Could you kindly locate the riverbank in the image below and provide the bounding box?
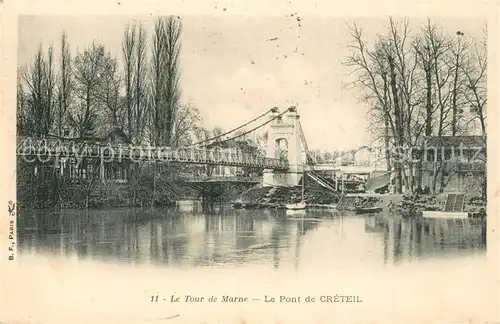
[239,184,342,208]
[16,179,197,210]
[389,193,487,218]
[237,187,487,219]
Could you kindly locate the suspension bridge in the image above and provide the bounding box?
[16,106,356,191]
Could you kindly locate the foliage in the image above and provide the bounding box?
[17,17,209,209]
[344,18,487,195]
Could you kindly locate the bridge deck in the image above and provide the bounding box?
[182,175,261,183]
[16,137,289,170]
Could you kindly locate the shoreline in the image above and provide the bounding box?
[16,189,487,220]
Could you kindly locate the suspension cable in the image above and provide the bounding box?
[199,109,288,148]
[297,121,309,153]
[298,120,315,164]
[188,108,276,147]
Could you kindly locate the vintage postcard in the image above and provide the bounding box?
[1,1,499,323]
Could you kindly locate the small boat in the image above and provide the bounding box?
[285,201,307,211]
[243,202,259,209]
[232,200,244,209]
[422,193,470,219]
[286,208,307,217]
[355,206,382,214]
[422,210,468,219]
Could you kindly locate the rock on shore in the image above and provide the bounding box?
[240,184,341,207]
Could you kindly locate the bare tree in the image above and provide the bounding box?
[69,42,107,137]
[134,23,148,144]
[97,52,124,128]
[147,16,183,146]
[415,22,476,192]
[415,22,471,138]
[57,31,72,136]
[22,45,54,137]
[121,22,148,144]
[162,16,183,145]
[44,45,57,135]
[415,21,452,192]
[345,18,485,194]
[449,31,468,135]
[122,24,136,140]
[171,103,202,146]
[149,18,166,146]
[414,28,434,137]
[17,68,28,136]
[344,20,412,193]
[120,22,150,205]
[463,28,487,137]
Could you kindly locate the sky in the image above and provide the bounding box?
[18,15,486,151]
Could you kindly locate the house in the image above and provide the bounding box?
[352,145,387,171]
[418,135,486,194]
[353,146,372,166]
[59,127,133,183]
[340,151,355,166]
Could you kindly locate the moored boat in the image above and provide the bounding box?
[285,208,307,217]
[355,206,382,214]
[285,201,307,211]
[422,193,471,219]
[232,200,244,209]
[243,202,259,209]
[422,210,468,219]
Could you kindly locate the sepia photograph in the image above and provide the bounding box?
[1,2,499,323]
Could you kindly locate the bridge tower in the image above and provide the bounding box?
[263,106,305,187]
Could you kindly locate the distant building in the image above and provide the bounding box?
[417,135,486,194]
[57,127,132,183]
[353,146,371,166]
[351,145,387,171]
[340,151,355,166]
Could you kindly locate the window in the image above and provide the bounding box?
[427,151,435,162]
[444,150,452,161]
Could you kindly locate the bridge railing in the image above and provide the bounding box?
[16,137,289,170]
[179,174,262,182]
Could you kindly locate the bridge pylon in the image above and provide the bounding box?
[263,106,304,187]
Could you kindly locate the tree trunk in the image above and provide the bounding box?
[384,113,391,171]
[424,66,433,136]
[451,52,460,136]
[388,55,404,194]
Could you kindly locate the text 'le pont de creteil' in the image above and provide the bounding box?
[156,295,363,304]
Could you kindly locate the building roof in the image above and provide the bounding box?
[102,127,132,144]
[46,127,132,144]
[421,135,485,148]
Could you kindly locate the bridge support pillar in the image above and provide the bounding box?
[263,106,304,187]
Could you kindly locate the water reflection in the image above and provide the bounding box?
[17,204,486,269]
[365,213,486,264]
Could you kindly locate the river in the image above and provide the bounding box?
[6,202,497,323]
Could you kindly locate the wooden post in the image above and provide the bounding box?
[100,158,105,183]
[151,162,157,210]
